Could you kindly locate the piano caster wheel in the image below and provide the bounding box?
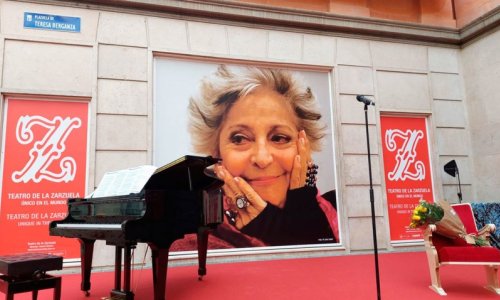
[198,275,204,281]
[84,290,90,297]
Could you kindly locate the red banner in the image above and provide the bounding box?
[380,116,434,242]
[0,98,88,257]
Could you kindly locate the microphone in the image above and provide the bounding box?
[356,95,375,106]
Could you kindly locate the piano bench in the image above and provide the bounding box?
[0,253,62,300]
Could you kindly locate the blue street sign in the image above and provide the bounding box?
[24,12,81,33]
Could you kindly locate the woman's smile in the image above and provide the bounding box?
[245,174,285,186]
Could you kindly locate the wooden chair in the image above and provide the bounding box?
[424,202,500,295]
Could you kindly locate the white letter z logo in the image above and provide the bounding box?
[385,129,425,181]
[12,115,82,183]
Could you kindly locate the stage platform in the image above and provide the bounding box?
[1,251,498,300]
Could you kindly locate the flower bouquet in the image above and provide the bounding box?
[409,200,444,229]
[409,199,489,246]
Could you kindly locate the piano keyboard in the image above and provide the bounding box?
[55,223,122,230]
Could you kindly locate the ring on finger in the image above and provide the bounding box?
[235,195,250,209]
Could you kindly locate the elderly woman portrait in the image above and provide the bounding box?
[183,65,339,248]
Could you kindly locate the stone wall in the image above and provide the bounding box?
[0,0,497,267]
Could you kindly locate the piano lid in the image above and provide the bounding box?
[145,155,221,191]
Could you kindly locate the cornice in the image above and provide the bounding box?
[14,0,500,46]
[459,5,500,45]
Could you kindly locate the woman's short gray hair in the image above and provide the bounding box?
[188,65,326,156]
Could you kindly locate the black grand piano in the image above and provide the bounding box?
[50,155,223,300]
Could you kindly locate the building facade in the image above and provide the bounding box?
[0,0,499,268]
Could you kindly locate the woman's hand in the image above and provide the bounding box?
[289,130,312,190]
[215,164,267,229]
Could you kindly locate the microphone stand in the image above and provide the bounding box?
[456,169,463,204]
[362,102,381,300]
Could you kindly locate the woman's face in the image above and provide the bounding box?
[218,87,299,208]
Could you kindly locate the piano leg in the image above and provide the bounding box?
[114,246,122,291]
[78,239,95,296]
[124,246,132,293]
[197,226,211,279]
[149,244,169,300]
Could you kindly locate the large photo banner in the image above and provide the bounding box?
[154,58,339,250]
[380,115,434,242]
[0,98,88,257]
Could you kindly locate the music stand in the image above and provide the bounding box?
[444,160,462,203]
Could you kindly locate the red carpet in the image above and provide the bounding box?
[2,251,499,299]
